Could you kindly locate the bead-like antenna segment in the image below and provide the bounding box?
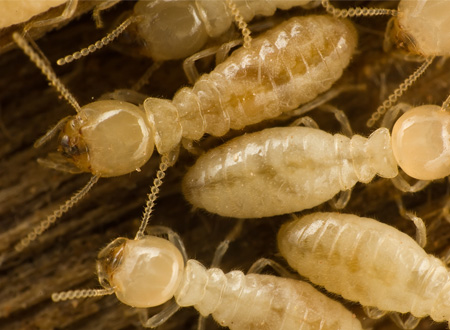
[321,0,397,18]
[12,32,81,113]
[57,16,136,66]
[225,0,252,49]
[52,288,114,302]
[366,56,435,127]
[134,154,172,240]
[15,175,100,252]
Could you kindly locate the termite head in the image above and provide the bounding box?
[391,105,450,180]
[385,17,422,56]
[97,236,185,308]
[133,0,208,61]
[58,100,155,177]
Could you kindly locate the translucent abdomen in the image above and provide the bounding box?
[175,260,362,330]
[278,213,450,321]
[173,15,357,139]
[182,127,397,218]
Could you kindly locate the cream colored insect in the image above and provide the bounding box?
[322,0,450,127]
[278,212,450,325]
[51,189,362,329]
[57,0,319,65]
[11,14,357,250]
[182,98,450,218]
[0,0,67,29]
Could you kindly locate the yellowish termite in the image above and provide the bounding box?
[57,0,319,64]
[51,184,362,330]
[182,100,450,218]
[11,14,357,250]
[322,0,450,126]
[0,0,67,29]
[278,212,450,325]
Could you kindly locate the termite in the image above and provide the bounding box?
[182,94,450,218]
[50,180,363,330]
[0,0,68,29]
[12,14,357,250]
[56,0,320,66]
[321,0,450,127]
[278,212,450,326]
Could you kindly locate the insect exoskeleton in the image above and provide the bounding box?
[277,212,450,324]
[59,100,154,177]
[11,14,356,250]
[145,14,357,154]
[0,0,67,29]
[322,0,450,126]
[132,0,318,60]
[59,0,318,64]
[90,236,363,330]
[182,99,450,218]
[58,14,358,172]
[389,0,450,57]
[182,126,397,218]
[390,104,450,181]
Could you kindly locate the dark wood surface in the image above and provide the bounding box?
[0,1,449,329]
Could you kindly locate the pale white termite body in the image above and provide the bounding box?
[0,0,67,28]
[57,15,357,175]
[183,126,398,218]
[132,0,319,61]
[391,0,450,57]
[11,14,357,251]
[278,212,450,324]
[183,103,450,218]
[323,0,450,126]
[78,235,363,329]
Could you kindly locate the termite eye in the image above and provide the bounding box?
[59,135,85,157]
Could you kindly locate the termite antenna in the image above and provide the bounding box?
[366,56,435,127]
[52,288,114,302]
[225,0,252,49]
[57,16,137,66]
[15,175,100,252]
[321,0,397,18]
[34,116,71,148]
[12,32,81,113]
[135,154,173,240]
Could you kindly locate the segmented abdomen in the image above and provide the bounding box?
[175,260,362,330]
[174,15,357,137]
[278,213,450,319]
[182,127,396,218]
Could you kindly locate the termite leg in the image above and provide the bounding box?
[390,173,430,193]
[363,306,387,320]
[394,194,427,248]
[389,313,421,330]
[92,0,122,28]
[138,300,181,328]
[380,102,411,130]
